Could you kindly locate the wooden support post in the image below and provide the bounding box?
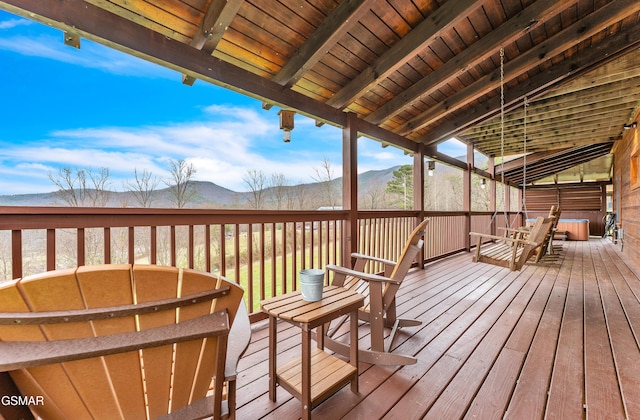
[342,112,358,267]
[413,145,425,268]
[464,144,473,251]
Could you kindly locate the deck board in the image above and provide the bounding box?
[235,238,640,419]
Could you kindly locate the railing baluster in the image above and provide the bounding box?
[292,222,298,291]
[248,223,254,303]
[270,223,276,297]
[188,225,194,269]
[281,222,287,294]
[170,226,176,267]
[77,228,85,266]
[150,226,157,265]
[47,228,55,271]
[11,230,22,279]
[128,226,134,265]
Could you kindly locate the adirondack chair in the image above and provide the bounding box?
[470,216,553,271]
[324,218,429,366]
[0,264,248,420]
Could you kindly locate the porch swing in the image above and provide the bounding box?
[469,49,553,271]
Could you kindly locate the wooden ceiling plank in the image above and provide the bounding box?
[538,48,640,99]
[421,14,640,147]
[465,78,640,134]
[82,0,191,43]
[325,0,485,109]
[271,0,373,88]
[403,0,640,137]
[468,103,637,143]
[365,0,575,125]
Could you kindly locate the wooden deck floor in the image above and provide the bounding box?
[235,238,640,419]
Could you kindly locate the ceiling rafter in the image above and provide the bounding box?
[364,0,574,125]
[404,0,640,138]
[325,0,484,109]
[271,0,373,88]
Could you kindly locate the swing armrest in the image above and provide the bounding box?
[498,227,530,234]
[469,232,540,247]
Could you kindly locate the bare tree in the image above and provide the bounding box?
[269,172,289,210]
[292,183,309,210]
[312,156,338,208]
[126,168,160,208]
[243,169,267,209]
[165,159,197,208]
[360,184,387,209]
[48,167,111,207]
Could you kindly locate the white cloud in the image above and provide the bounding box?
[0,18,32,30]
[0,34,174,79]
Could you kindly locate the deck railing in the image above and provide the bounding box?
[0,207,519,319]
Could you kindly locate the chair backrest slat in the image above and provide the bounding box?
[76,264,147,419]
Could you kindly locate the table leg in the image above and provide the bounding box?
[316,323,325,350]
[349,309,359,393]
[268,315,277,401]
[301,327,311,420]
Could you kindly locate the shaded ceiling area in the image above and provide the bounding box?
[1,0,639,187]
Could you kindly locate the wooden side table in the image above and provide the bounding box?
[261,285,364,420]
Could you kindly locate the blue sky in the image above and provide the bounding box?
[0,10,467,195]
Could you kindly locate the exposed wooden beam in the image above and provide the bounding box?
[326,0,484,109]
[420,15,640,146]
[405,0,640,138]
[364,0,574,125]
[272,0,372,88]
[183,0,244,86]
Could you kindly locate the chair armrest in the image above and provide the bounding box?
[0,311,230,372]
[225,301,251,379]
[326,264,401,285]
[350,253,396,267]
